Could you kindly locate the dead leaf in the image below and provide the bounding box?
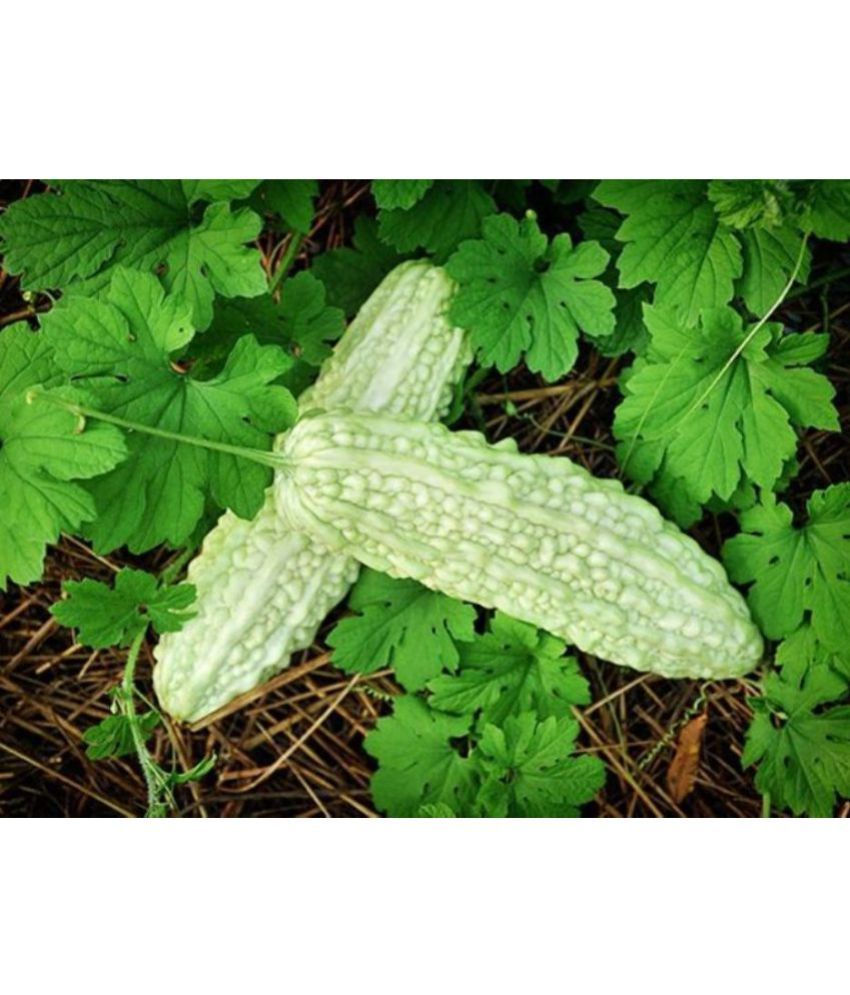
[666,712,708,804]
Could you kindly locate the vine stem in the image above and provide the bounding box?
[121,628,167,817]
[28,390,290,471]
[269,233,305,295]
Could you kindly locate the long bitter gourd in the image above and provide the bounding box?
[276,411,764,680]
[153,262,471,721]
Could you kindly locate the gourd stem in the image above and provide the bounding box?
[29,390,291,471]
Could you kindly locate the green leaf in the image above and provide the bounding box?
[364,696,477,817]
[614,305,838,506]
[578,204,622,246]
[723,484,850,652]
[51,567,196,648]
[776,624,850,682]
[805,180,850,241]
[378,180,496,261]
[82,711,161,761]
[474,713,605,817]
[707,180,793,229]
[162,752,217,788]
[428,612,590,727]
[42,268,297,553]
[416,802,457,817]
[743,646,850,817]
[0,180,266,329]
[584,285,650,357]
[328,569,476,691]
[446,212,615,380]
[273,271,345,365]
[311,216,410,317]
[0,325,127,590]
[595,180,742,325]
[202,274,344,369]
[251,180,319,234]
[372,180,434,211]
[737,226,810,317]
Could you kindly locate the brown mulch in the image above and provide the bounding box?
[1,179,849,818]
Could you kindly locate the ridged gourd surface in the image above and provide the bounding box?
[153,262,472,722]
[276,411,764,680]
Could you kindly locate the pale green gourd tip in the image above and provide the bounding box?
[276,410,764,682]
[152,260,471,722]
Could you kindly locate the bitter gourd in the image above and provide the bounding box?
[275,411,764,680]
[153,262,471,721]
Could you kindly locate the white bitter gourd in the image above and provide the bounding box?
[275,411,764,680]
[153,262,472,721]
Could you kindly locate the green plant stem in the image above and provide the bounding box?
[158,545,197,586]
[269,233,305,295]
[121,628,167,817]
[786,263,850,301]
[761,791,771,818]
[30,390,288,471]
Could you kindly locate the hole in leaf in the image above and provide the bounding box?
[448,736,472,758]
[534,258,550,275]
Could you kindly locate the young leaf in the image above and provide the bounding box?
[0,325,126,590]
[378,180,496,261]
[310,215,410,317]
[707,180,792,229]
[446,212,615,380]
[372,180,434,211]
[82,711,161,761]
[0,180,266,329]
[723,484,850,651]
[474,713,605,817]
[364,696,477,817]
[428,612,591,727]
[51,567,196,648]
[804,180,850,241]
[417,802,457,818]
[328,569,476,691]
[594,180,742,325]
[614,305,838,506]
[42,269,297,553]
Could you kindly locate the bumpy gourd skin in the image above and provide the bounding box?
[277,411,764,680]
[153,262,472,722]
